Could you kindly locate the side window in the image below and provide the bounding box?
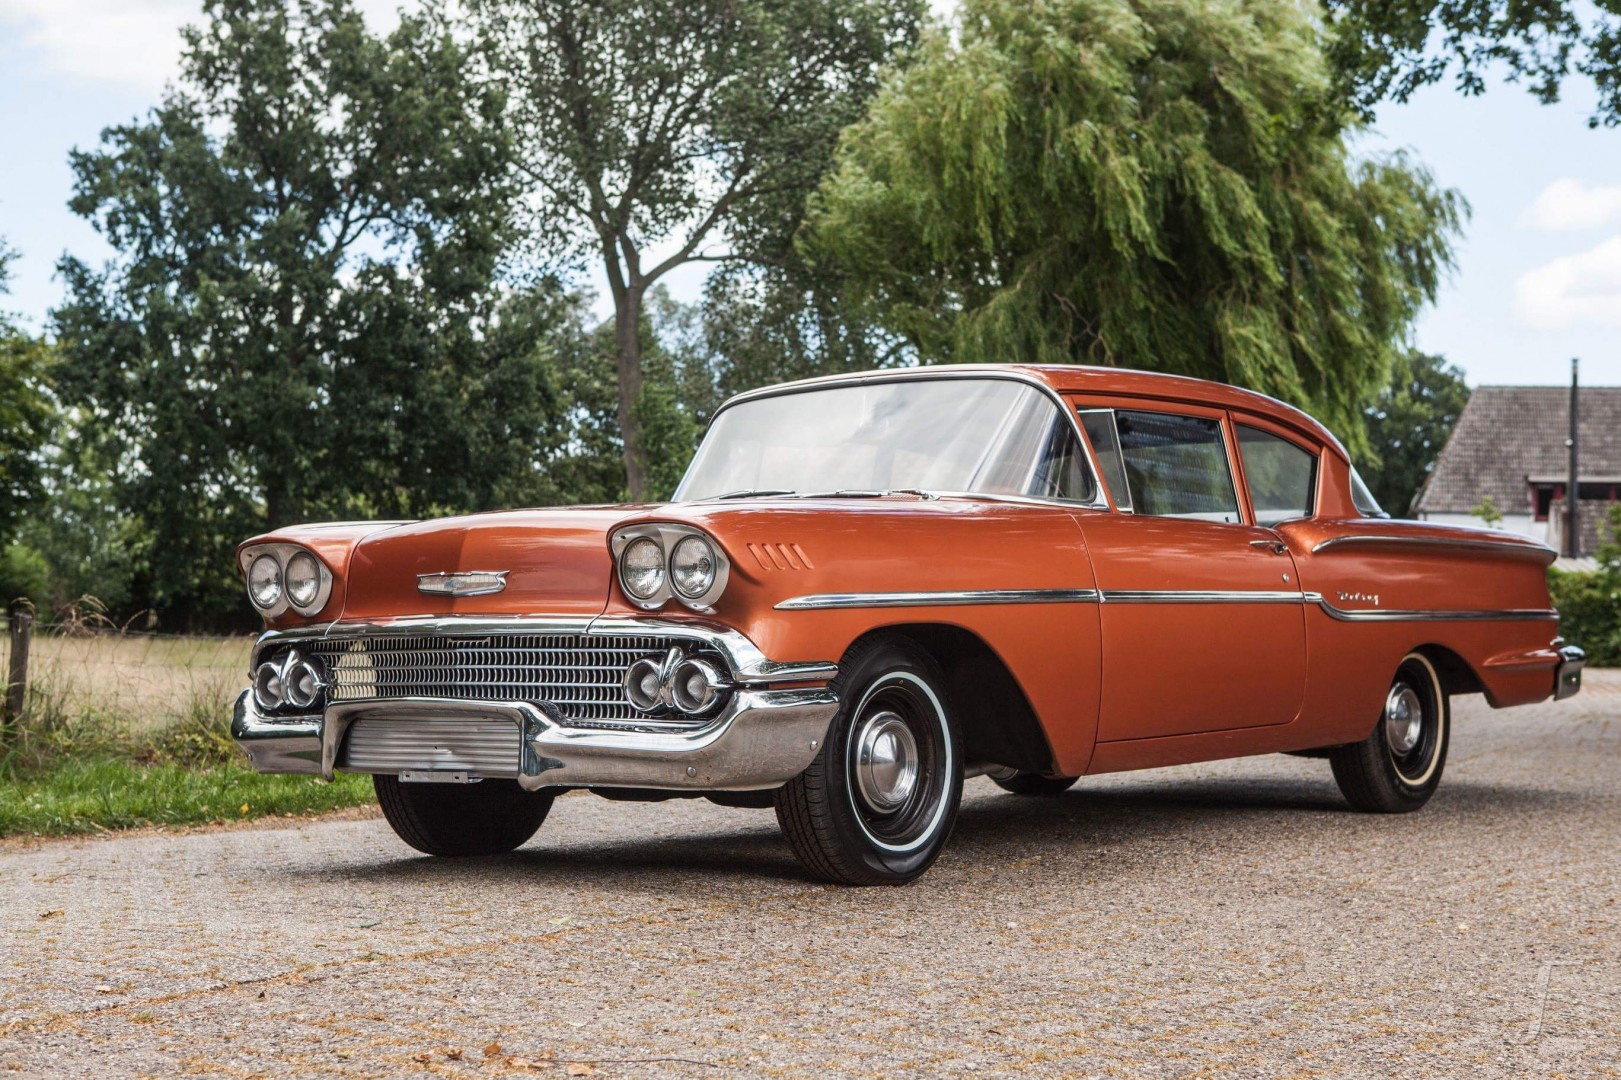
[1077,409,1133,512]
[1113,410,1242,523]
[1237,425,1317,526]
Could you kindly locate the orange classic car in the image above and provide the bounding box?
[232,365,1586,884]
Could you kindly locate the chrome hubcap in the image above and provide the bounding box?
[854,711,919,813]
[1384,684,1423,756]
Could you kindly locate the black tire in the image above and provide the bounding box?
[989,770,1078,796]
[1329,652,1450,814]
[374,775,555,856]
[774,636,963,886]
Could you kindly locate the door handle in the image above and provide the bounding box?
[1250,540,1288,556]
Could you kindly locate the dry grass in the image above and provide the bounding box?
[4,630,252,734]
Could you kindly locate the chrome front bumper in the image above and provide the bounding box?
[231,617,841,792]
[1555,644,1587,701]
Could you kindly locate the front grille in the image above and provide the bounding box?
[289,633,692,728]
[343,716,522,777]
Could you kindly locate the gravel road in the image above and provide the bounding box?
[2,674,1617,1078]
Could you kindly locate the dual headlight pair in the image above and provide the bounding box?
[240,543,332,618]
[611,525,730,611]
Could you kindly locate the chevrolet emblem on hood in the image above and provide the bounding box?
[417,570,510,597]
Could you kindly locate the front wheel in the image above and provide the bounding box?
[775,637,963,885]
[1329,653,1449,813]
[374,775,555,856]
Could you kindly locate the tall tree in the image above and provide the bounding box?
[0,242,56,571]
[466,0,923,499]
[52,0,587,625]
[801,0,1465,450]
[1323,0,1621,128]
[1357,351,1471,517]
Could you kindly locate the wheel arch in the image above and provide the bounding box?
[1410,643,1484,698]
[842,623,1058,776]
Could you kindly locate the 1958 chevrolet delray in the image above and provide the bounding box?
[232,365,1585,884]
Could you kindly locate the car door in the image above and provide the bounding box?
[1072,403,1308,741]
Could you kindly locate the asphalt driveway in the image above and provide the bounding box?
[2,674,1617,1078]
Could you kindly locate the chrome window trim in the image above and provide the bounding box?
[775,588,1100,611]
[1075,407,1133,513]
[1105,407,1248,526]
[1233,421,1320,526]
[673,369,1111,512]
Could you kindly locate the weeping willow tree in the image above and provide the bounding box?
[801,0,1465,449]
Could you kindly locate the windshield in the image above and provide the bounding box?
[675,377,1095,503]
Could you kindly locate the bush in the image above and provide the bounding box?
[1550,569,1621,667]
[1548,505,1621,668]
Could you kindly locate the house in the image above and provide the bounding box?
[1413,385,1621,560]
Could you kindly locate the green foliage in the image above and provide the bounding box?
[0,242,58,558]
[1548,505,1621,668]
[1357,352,1471,516]
[1323,0,1621,129]
[0,543,52,608]
[467,0,923,497]
[1471,495,1503,528]
[801,0,1465,453]
[50,0,598,627]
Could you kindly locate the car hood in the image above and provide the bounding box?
[340,506,646,621]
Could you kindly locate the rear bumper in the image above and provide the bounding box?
[231,684,839,792]
[1555,644,1587,701]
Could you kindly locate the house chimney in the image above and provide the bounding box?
[1567,357,1580,557]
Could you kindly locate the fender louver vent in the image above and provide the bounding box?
[747,543,813,572]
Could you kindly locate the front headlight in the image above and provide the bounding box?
[670,535,717,599]
[620,537,666,600]
[248,554,283,611]
[285,551,322,611]
[612,525,731,610]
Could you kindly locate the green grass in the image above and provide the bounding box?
[0,759,375,838]
[0,630,376,839]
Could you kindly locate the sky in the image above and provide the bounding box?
[2,0,1620,388]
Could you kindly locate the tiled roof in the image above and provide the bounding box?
[1414,385,1621,516]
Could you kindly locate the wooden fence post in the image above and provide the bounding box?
[3,601,34,747]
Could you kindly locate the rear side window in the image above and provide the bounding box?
[1112,410,1242,523]
[1237,425,1317,526]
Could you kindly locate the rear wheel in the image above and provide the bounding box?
[988,769,1077,796]
[1329,653,1449,813]
[775,637,963,886]
[374,775,555,856]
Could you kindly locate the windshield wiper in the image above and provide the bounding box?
[795,488,939,501]
[710,488,797,500]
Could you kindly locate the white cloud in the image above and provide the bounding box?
[0,0,196,93]
[1522,178,1621,232]
[0,0,411,94]
[1514,236,1621,328]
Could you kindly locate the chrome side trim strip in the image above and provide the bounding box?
[774,588,1100,610]
[1315,600,1559,623]
[1101,589,1310,604]
[1311,534,1558,562]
